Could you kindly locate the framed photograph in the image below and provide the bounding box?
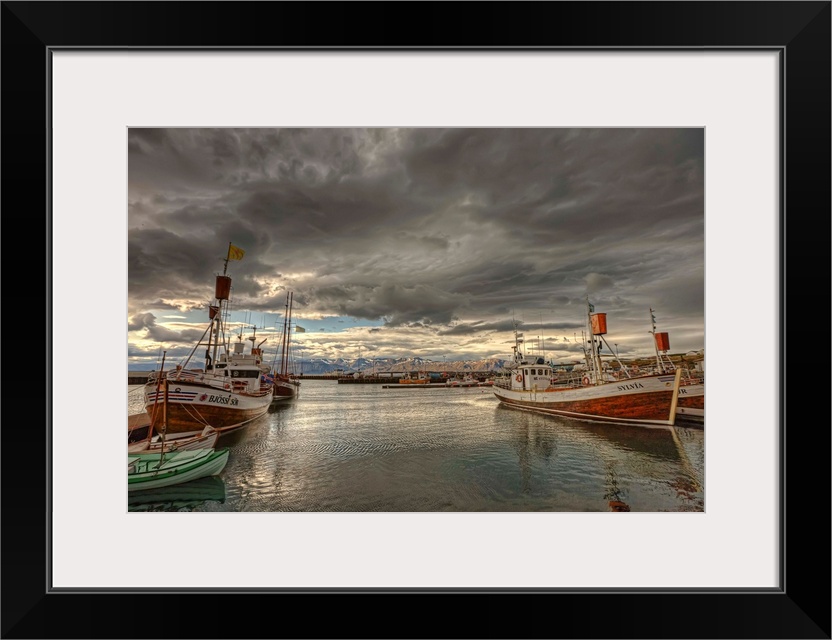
[4,2,829,638]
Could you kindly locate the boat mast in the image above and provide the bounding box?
[586,297,602,384]
[210,243,237,369]
[148,350,167,436]
[649,307,664,373]
[278,291,290,376]
[285,292,294,376]
[159,376,169,466]
[511,316,523,364]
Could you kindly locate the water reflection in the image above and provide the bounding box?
[127,380,704,512]
[128,476,227,512]
[497,404,704,511]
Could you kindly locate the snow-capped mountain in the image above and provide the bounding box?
[296,356,509,375]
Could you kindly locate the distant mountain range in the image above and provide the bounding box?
[128,356,510,374]
[295,356,509,375]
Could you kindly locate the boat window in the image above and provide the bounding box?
[230,369,260,378]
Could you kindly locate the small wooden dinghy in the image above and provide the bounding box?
[128,448,230,492]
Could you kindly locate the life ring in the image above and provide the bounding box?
[515,374,523,383]
[582,376,590,386]
[224,383,230,390]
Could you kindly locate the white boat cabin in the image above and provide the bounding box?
[509,355,553,391]
[165,341,270,394]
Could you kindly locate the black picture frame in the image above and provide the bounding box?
[3,2,829,638]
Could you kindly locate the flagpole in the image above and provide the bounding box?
[650,307,664,373]
[223,242,232,275]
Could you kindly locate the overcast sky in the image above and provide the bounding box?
[128,127,704,369]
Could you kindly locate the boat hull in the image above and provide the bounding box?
[145,381,271,434]
[128,448,230,492]
[272,379,300,401]
[676,382,704,423]
[493,370,681,428]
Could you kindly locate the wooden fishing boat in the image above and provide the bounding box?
[271,291,301,402]
[493,299,682,428]
[143,243,273,434]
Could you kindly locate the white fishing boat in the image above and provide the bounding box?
[143,243,273,435]
[446,374,478,387]
[492,299,682,428]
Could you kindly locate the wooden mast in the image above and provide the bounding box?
[278,291,291,377]
[284,292,294,377]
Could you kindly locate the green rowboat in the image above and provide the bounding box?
[128,448,230,492]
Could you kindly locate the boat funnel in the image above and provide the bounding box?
[215,275,232,300]
[590,313,607,335]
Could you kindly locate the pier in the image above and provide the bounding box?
[128,371,152,385]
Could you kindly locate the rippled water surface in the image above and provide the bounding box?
[128,380,704,512]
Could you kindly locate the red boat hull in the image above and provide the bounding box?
[493,370,682,427]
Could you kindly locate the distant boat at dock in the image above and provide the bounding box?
[446,374,478,387]
[399,373,430,384]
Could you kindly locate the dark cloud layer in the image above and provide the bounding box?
[129,128,704,363]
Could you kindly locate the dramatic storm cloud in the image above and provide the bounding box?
[128,128,704,368]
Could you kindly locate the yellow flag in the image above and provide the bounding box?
[228,244,245,261]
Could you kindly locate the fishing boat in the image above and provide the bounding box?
[271,291,301,402]
[143,243,274,435]
[492,299,682,428]
[446,374,478,387]
[129,377,230,492]
[399,373,430,384]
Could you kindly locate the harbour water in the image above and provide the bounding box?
[128,380,704,512]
